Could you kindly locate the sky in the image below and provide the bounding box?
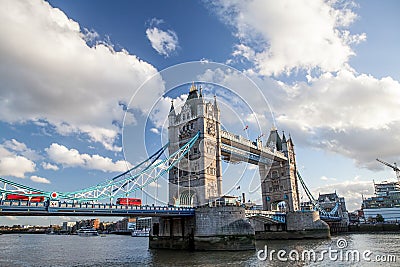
[0,0,400,226]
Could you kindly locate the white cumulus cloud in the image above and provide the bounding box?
[30,175,51,184]
[312,177,374,212]
[196,66,400,170]
[3,139,42,161]
[269,70,400,169]
[41,162,59,171]
[150,128,160,135]
[0,0,164,151]
[146,18,179,57]
[46,143,132,172]
[0,145,36,178]
[210,0,365,76]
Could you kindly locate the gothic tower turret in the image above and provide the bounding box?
[259,128,300,211]
[168,84,222,207]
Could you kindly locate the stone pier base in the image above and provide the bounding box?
[149,206,255,251]
[149,236,193,250]
[250,211,330,240]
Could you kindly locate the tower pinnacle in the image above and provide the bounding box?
[188,82,198,100]
[189,82,197,93]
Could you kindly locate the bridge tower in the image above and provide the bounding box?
[259,129,300,211]
[168,83,222,207]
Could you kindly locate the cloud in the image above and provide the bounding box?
[198,66,400,170]
[30,175,51,184]
[3,139,42,161]
[320,176,336,181]
[196,68,276,133]
[149,181,161,188]
[201,1,399,172]
[58,216,75,221]
[41,162,59,171]
[148,94,187,131]
[46,143,132,172]
[268,70,400,169]
[3,139,28,152]
[312,178,374,212]
[146,18,179,57]
[82,28,100,44]
[0,144,36,178]
[0,0,163,151]
[150,128,160,135]
[210,0,365,76]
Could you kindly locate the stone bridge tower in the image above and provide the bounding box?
[259,129,300,211]
[168,83,222,207]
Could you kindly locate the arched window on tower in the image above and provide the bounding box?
[272,170,279,179]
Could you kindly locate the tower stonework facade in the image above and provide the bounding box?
[168,84,222,207]
[259,129,300,211]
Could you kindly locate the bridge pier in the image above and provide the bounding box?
[250,211,330,240]
[324,220,348,233]
[149,216,195,250]
[149,206,255,251]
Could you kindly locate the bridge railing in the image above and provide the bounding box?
[245,210,286,223]
[0,200,195,212]
[220,130,260,150]
[0,200,46,207]
[245,210,286,216]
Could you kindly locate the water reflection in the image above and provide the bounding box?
[0,234,399,266]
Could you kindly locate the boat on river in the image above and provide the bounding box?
[131,229,150,237]
[77,227,99,236]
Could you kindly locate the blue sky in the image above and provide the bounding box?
[1,0,400,225]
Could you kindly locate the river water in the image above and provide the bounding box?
[0,233,399,266]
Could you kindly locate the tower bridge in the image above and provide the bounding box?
[167,83,300,212]
[0,83,331,250]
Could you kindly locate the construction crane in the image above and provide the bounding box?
[376,158,400,182]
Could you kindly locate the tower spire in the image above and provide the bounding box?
[282,131,287,142]
[282,130,288,154]
[188,82,198,100]
[213,95,219,111]
[190,81,197,93]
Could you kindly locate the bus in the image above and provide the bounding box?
[6,192,45,202]
[116,198,141,206]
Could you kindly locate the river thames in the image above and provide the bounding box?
[0,233,398,266]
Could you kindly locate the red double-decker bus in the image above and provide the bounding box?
[6,192,45,202]
[116,198,141,206]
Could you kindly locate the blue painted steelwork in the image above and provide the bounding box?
[0,177,50,199]
[72,142,169,194]
[220,144,274,165]
[61,131,200,201]
[245,210,286,224]
[272,214,286,223]
[0,132,200,203]
[0,200,194,217]
[297,171,341,220]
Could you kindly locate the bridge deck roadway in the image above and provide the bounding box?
[0,201,194,217]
